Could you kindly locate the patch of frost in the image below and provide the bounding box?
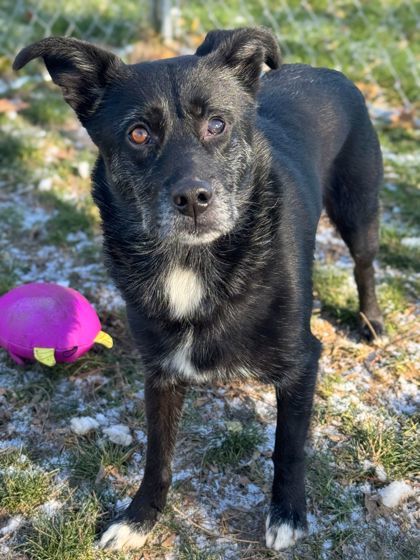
[103,424,133,446]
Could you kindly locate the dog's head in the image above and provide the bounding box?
[14,28,280,245]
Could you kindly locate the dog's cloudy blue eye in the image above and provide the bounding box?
[207,118,225,135]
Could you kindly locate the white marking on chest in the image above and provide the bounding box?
[163,330,198,379]
[164,266,203,319]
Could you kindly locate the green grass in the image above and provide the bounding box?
[369,531,420,560]
[20,497,106,560]
[0,131,44,181]
[313,264,358,326]
[69,437,136,482]
[381,142,420,232]
[20,89,73,126]
[339,409,420,480]
[0,206,23,230]
[380,226,420,272]
[379,127,419,155]
[316,370,343,400]
[307,453,359,522]
[0,259,17,295]
[202,421,264,468]
[178,541,222,560]
[48,396,85,421]
[162,511,224,560]
[0,448,31,469]
[0,133,32,167]
[378,276,411,314]
[313,259,417,329]
[41,195,95,246]
[0,466,55,515]
[303,524,420,560]
[313,400,420,485]
[12,368,71,404]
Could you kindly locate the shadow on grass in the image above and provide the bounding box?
[313,264,360,333]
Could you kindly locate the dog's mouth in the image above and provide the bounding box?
[153,198,235,245]
[154,217,227,246]
[174,220,226,245]
[177,228,225,245]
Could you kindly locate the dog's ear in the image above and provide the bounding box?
[195,27,281,94]
[13,37,124,123]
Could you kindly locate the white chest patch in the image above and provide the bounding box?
[164,267,203,319]
[162,330,198,379]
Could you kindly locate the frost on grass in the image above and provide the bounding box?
[379,481,414,508]
[38,499,63,517]
[70,416,100,436]
[103,424,133,446]
[0,515,23,536]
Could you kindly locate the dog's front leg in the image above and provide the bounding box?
[100,374,187,551]
[265,366,317,551]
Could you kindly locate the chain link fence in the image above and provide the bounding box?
[0,0,152,60]
[0,0,418,108]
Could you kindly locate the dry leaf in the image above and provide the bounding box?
[0,98,28,113]
[160,532,177,548]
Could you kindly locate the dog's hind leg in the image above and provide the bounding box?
[325,134,384,339]
[99,376,186,551]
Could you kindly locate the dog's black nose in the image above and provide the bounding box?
[172,181,213,218]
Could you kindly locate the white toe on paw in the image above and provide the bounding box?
[265,516,305,550]
[99,521,149,551]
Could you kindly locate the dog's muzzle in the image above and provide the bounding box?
[171,179,213,219]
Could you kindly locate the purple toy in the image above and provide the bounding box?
[0,283,113,367]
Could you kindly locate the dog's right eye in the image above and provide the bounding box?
[129,126,150,145]
[207,117,225,136]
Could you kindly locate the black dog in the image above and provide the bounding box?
[14,27,383,551]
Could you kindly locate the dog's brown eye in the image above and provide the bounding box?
[129,126,149,145]
[207,117,225,135]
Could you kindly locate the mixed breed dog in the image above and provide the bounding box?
[14,27,383,552]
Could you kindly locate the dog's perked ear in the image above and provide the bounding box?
[195,27,281,95]
[13,37,124,123]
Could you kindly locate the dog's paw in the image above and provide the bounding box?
[98,520,149,551]
[265,513,306,551]
[360,316,384,342]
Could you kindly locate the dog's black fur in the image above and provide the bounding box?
[14,28,383,551]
